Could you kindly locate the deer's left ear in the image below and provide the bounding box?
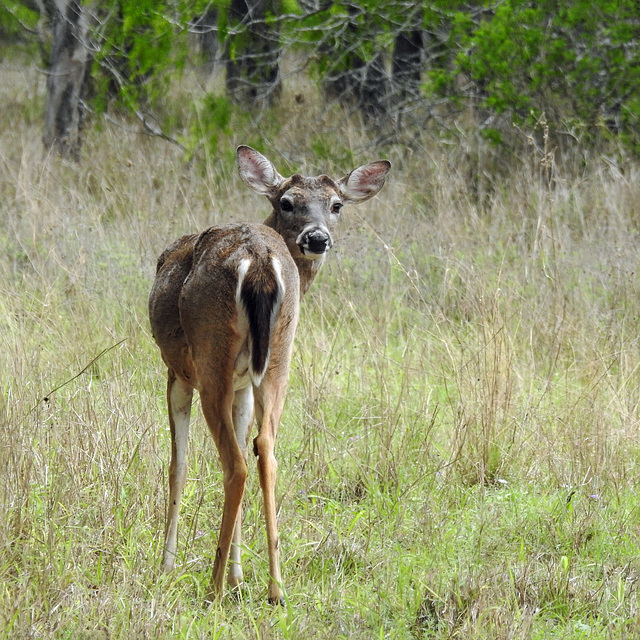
[337,160,391,204]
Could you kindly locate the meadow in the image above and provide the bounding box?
[1,57,640,639]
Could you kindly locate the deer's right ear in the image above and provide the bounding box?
[237,146,284,196]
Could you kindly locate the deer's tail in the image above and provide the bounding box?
[236,256,286,386]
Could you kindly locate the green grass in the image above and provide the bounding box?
[1,58,640,638]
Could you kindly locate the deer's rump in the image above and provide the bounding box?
[149,223,300,390]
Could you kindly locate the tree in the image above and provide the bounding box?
[307,2,390,121]
[223,0,281,106]
[193,5,219,75]
[303,2,426,122]
[4,0,640,158]
[425,0,640,149]
[391,27,422,104]
[2,0,207,158]
[42,0,92,159]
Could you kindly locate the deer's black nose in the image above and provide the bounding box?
[297,226,333,258]
[305,229,330,253]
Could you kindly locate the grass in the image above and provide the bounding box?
[1,56,640,638]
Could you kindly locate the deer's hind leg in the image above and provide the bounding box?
[227,384,254,590]
[252,377,288,605]
[199,381,249,600]
[163,369,194,572]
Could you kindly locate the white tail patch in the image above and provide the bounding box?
[234,258,252,387]
[234,256,287,389]
[247,256,286,387]
[270,256,286,331]
[249,364,265,389]
[235,258,251,307]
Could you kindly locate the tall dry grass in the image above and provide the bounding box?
[1,56,640,638]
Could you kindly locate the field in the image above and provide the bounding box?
[1,58,640,639]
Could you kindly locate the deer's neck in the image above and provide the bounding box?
[294,255,324,296]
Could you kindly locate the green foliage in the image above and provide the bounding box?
[0,1,37,32]
[297,1,398,79]
[93,1,205,113]
[0,1,39,54]
[189,93,233,159]
[5,0,640,157]
[426,0,640,147]
[309,134,356,167]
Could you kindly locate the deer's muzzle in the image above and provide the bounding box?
[297,227,333,258]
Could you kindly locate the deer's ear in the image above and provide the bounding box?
[337,160,391,204]
[237,146,284,196]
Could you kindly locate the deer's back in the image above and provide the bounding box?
[149,223,298,384]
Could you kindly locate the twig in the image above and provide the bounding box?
[30,339,127,414]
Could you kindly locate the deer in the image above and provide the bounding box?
[148,145,390,604]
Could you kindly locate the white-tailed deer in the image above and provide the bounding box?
[148,146,390,603]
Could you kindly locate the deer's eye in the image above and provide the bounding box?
[331,202,343,214]
[280,198,294,213]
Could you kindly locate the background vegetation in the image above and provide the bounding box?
[1,2,640,638]
[2,0,639,158]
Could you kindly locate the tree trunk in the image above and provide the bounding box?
[392,29,423,103]
[324,52,390,122]
[321,5,390,122]
[195,7,219,75]
[42,0,91,160]
[224,0,281,106]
